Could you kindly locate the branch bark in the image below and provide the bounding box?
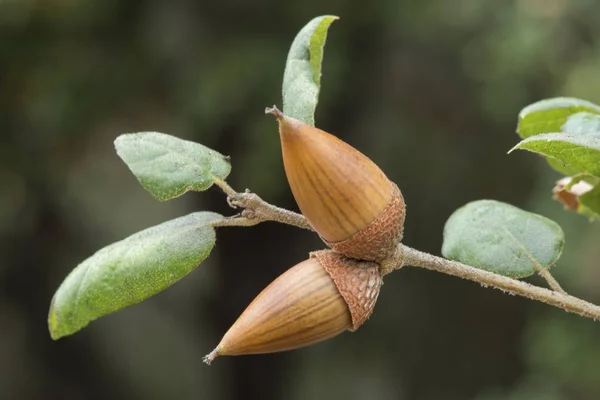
[399,245,600,320]
[214,184,600,322]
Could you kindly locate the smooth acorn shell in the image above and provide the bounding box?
[268,107,406,262]
[204,250,382,363]
[324,183,405,262]
[271,107,394,243]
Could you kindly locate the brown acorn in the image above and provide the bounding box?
[266,106,406,263]
[203,250,382,364]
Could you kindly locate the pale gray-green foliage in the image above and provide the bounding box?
[3,1,600,398]
[517,97,600,139]
[442,200,564,278]
[48,15,341,341]
[115,132,231,201]
[511,133,600,178]
[49,212,221,339]
[514,98,600,218]
[562,112,600,139]
[282,16,337,125]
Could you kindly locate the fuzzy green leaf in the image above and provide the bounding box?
[442,200,564,278]
[49,212,222,339]
[510,133,600,178]
[546,157,582,177]
[115,132,231,201]
[282,15,338,126]
[517,97,600,139]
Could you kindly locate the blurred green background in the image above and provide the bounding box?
[2,1,600,399]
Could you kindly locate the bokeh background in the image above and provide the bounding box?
[2,0,600,399]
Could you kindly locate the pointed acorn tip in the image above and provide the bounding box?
[265,105,284,120]
[202,348,219,366]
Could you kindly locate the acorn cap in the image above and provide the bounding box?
[311,250,382,330]
[203,250,382,364]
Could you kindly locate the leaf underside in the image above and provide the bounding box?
[515,98,600,177]
[561,112,600,139]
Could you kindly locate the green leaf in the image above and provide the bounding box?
[561,112,600,139]
[546,157,582,177]
[580,184,600,220]
[115,132,231,201]
[517,97,600,139]
[510,133,600,178]
[49,211,222,339]
[282,15,338,126]
[442,200,565,278]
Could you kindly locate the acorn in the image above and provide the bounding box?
[203,250,382,364]
[266,106,406,263]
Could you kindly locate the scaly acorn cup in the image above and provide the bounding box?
[203,250,382,364]
[266,106,406,263]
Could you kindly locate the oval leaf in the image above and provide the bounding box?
[49,211,222,339]
[517,97,600,139]
[510,133,600,178]
[115,132,231,201]
[282,15,338,126]
[442,200,565,278]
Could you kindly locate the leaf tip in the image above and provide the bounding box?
[507,145,517,154]
[48,297,61,340]
[309,15,339,24]
[113,133,129,151]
